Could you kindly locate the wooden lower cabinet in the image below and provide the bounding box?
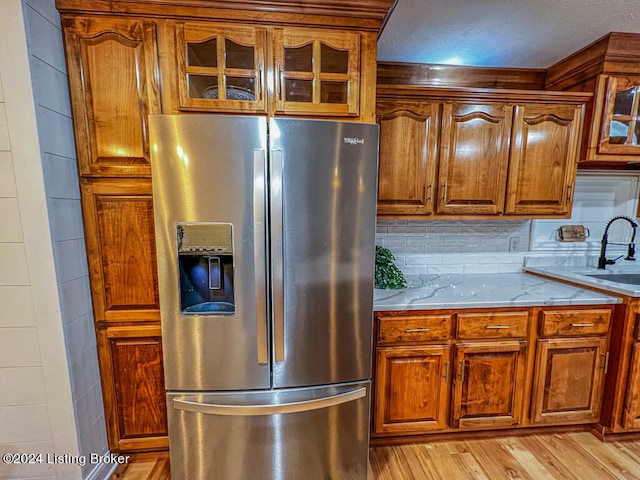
[451,341,527,429]
[97,325,168,452]
[531,337,607,425]
[372,305,614,439]
[374,346,450,434]
[623,341,640,429]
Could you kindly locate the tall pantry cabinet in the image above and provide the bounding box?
[56,0,395,453]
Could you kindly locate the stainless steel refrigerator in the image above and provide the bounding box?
[149,115,379,480]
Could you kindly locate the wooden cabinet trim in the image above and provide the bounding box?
[57,0,396,31]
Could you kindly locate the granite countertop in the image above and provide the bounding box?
[524,261,640,297]
[373,273,622,311]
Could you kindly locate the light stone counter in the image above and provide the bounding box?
[524,261,640,297]
[373,273,622,311]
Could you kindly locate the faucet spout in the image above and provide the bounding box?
[598,215,638,269]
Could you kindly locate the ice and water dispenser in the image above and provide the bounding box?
[177,223,235,314]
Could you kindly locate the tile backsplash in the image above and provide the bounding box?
[376,219,531,274]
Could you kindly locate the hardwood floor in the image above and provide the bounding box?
[111,432,640,479]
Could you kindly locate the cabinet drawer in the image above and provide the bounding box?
[456,311,529,339]
[377,314,452,343]
[539,309,611,337]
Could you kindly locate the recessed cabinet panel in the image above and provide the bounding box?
[98,326,168,452]
[451,341,526,429]
[506,104,582,215]
[374,346,450,434]
[376,100,438,215]
[82,179,159,322]
[437,103,511,215]
[63,17,160,177]
[531,337,606,425]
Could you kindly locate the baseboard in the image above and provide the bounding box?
[84,458,118,480]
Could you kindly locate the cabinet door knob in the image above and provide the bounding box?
[459,359,466,383]
[444,360,450,383]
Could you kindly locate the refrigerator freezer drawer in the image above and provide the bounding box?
[167,381,370,480]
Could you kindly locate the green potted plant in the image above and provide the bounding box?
[375,246,407,289]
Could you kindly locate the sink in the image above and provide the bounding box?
[586,273,640,285]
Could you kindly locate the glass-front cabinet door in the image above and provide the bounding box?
[272,28,360,117]
[177,23,267,113]
[598,75,640,155]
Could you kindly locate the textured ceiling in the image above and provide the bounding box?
[377,0,640,68]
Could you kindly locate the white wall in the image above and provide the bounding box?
[0,1,108,479]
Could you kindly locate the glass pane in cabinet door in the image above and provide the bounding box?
[320,82,348,104]
[613,87,636,116]
[188,39,217,67]
[285,44,312,72]
[224,77,256,101]
[187,75,217,99]
[635,122,640,145]
[225,40,254,70]
[284,79,312,102]
[609,120,630,144]
[320,44,348,74]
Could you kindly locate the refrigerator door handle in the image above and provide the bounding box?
[270,149,285,363]
[254,149,268,365]
[172,386,366,416]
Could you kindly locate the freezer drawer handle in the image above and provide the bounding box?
[172,387,366,416]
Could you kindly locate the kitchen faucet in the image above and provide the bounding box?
[597,215,638,269]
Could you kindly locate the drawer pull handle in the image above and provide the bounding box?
[571,323,594,327]
[485,325,510,329]
[406,328,430,333]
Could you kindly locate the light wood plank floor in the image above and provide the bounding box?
[112,432,640,480]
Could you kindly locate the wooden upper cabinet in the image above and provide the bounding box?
[505,104,582,215]
[592,75,640,160]
[451,341,527,429]
[81,179,160,322]
[437,103,511,215]
[176,22,267,113]
[62,16,161,177]
[273,27,360,117]
[376,100,439,215]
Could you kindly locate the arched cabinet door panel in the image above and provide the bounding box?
[376,100,439,216]
[506,104,582,215]
[437,103,511,215]
[63,16,161,177]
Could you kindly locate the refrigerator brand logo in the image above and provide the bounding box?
[343,137,365,145]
